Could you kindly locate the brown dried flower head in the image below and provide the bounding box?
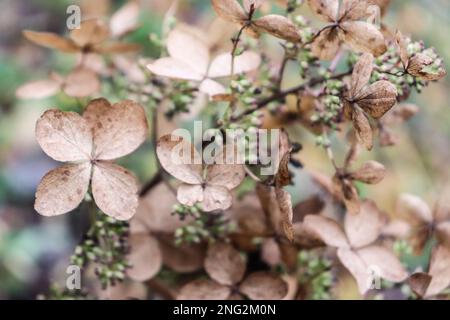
[34,98,148,220]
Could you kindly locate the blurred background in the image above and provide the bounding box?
[0,0,448,299]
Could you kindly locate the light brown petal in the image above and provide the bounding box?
[211,0,248,23]
[307,0,339,23]
[201,185,233,211]
[356,80,397,119]
[109,1,140,38]
[407,53,447,81]
[243,0,263,13]
[345,200,385,248]
[340,21,387,57]
[69,19,109,47]
[426,245,450,297]
[83,98,148,160]
[395,30,409,69]
[147,57,203,81]
[339,0,370,21]
[177,279,231,300]
[22,30,79,52]
[127,233,162,281]
[166,29,210,76]
[159,237,205,273]
[396,193,433,224]
[350,160,386,184]
[253,15,301,42]
[34,163,91,217]
[357,245,408,282]
[177,183,204,206]
[352,107,373,150]
[91,162,139,220]
[350,53,374,99]
[239,272,288,300]
[304,215,349,248]
[36,109,93,162]
[63,68,100,98]
[206,156,246,190]
[337,247,370,295]
[311,27,341,60]
[204,242,246,286]
[16,79,61,99]
[208,51,261,78]
[156,134,203,184]
[93,42,141,54]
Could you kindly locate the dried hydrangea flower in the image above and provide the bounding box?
[304,200,408,295]
[147,28,261,97]
[396,31,447,81]
[177,242,288,300]
[308,0,387,60]
[156,134,246,212]
[34,98,148,220]
[211,0,301,42]
[23,19,140,56]
[16,68,100,99]
[344,53,397,150]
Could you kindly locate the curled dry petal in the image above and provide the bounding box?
[239,272,288,300]
[156,134,203,184]
[407,53,447,81]
[344,200,385,248]
[204,242,246,286]
[36,109,93,162]
[177,279,231,300]
[350,161,386,184]
[35,163,91,216]
[303,215,349,248]
[127,233,162,281]
[395,30,409,69]
[211,0,247,23]
[91,162,139,220]
[253,15,301,42]
[275,188,295,242]
[408,273,432,298]
[83,98,148,160]
[352,107,373,150]
[22,30,78,52]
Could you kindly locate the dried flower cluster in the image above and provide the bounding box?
[17,0,449,300]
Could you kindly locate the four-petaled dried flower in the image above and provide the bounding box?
[343,53,397,150]
[35,98,148,220]
[23,19,140,55]
[147,28,261,97]
[211,0,301,42]
[177,242,288,300]
[308,0,386,60]
[304,200,407,295]
[156,134,246,212]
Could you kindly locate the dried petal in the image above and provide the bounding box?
[337,247,371,295]
[177,183,204,206]
[253,15,301,42]
[199,79,226,96]
[204,242,246,286]
[94,42,141,54]
[350,161,386,184]
[275,188,295,242]
[350,53,374,99]
[91,162,139,220]
[339,0,370,21]
[23,30,78,52]
[63,68,100,97]
[147,57,203,81]
[345,200,385,248]
[159,237,204,273]
[207,51,261,78]
[408,273,432,298]
[211,0,247,23]
[156,134,203,184]
[311,27,340,60]
[127,233,162,281]
[356,80,397,119]
[307,0,339,23]
[202,185,233,211]
[36,109,93,162]
[34,163,91,216]
[239,272,288,300]
[407,53,447,81]
[83,98,148,160]
[69,19,109,47]
[304,215,349,248]
[340,21,387,57]
[243,0,263,13]
[396,193,433,224]
[395,30,409,69]
[177,279,231,300]
[16,79,61,99]
[352,107,373,150]
[110,1,140,38]
[426,245,450,297]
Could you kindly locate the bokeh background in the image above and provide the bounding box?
[0,0,449,299]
